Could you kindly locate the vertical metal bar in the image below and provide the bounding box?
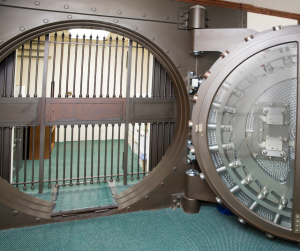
[51,33,57,98]
[119,37,125,98]
[79,34,85,98]
[15,127,20,189]
[162,122,165,156]
[26,41,32,97]
[100,36,105,97]
[137,123,141,179]
[164,72,167,98]
[55,125,60,187]
[90,124,95,184]
[38,34,50,194]
[58,33,64,98]
[146,51,150,98]
[139,48,144,98]
[130,123,135,180]
[123,39,133,185]
[86,35,92,98]
[72,34,78,98]
[151,58,155,98]
[31,126,36,189]
[93,36,99,98]
[110,124,114,182]
[77,124,81,185]
[97,124,101,183]
[117,123,121,181]
[104,124,108,182]
[48,125,52,188]
[169,80,172,98]
[19,45,24,97]
[10,55,15,97]
[8,127,12,181]
[156,123,159,166]
[113,37,118,97]
[157,64,161,98]
[2,57,7,97]
[62,125,67,186]
[0,128,4,178]
[34,36,40,97]
[168,122,171,146]
[133,43,138,98]
[84,124,88,185]
[70,125,74,186]
[106,36,112,98]
[23,126,29,190]
[143,123,147,176]
[65,33,71,98]
[150,123,153,171]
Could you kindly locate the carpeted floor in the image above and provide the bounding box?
[14,140,143,210]
[0,203,298,251]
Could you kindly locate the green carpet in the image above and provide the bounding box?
[13,140,143,209]
[0,204,298,251]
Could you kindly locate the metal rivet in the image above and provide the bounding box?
[176,64,181,68]
[19,27,25,31]
[126,207,131,212]
[200,173,206,181]
[165,16,169,20]
[273,25,282,31]
[160,182,165,187]
[142,13,146,17]
[91,7,96,12]
[12,210,18,216]
[36,218,41,223]
[145,196,149,200]
[221,50,229,58]
[43,19,49,23]
[238,218,246,224]
[165,50,169,53]
[113,19,118,23]
[64,5,69,9]
[0,39,3,44]
[34,1,40,6]
[203,70,211,79]
[215,197,222,205]
[192,95,198,103]
[265,233,275,239]
[173,167,177,171]
[151,37,155,41]
[67,15,72,19]
[134,26,138,31]
[117,10,122,15]
[244,35,254,42]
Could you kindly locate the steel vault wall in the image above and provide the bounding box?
[0,0,245,229]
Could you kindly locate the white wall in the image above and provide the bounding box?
[247,13,297,32]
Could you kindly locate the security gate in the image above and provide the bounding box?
[0,28,176,204]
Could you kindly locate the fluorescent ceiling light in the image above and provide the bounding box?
[69,29,109,39]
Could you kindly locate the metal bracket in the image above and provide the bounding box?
[295,214,300,233]
[178,10,189,30]
[171,194,183,209]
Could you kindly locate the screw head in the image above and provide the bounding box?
[145,195,149,200]
[43,19,49,23]
[141,13,146,17]
[12,210,18,216]
[160,182,165,187]
[67,15,72,19]
[173,166,177,171]
[117,10,122,14]
[165,16,169,20]
[20,26,25,31]
[64,5,69,9]
[91,7,96,12]
[151,37,155,41]
[34,1,40,6]
[176,64,181,68]
[113,19,118,23]
[165,50,169,53]
[126,207,131,212]
[134,26,138,31]
[36,218,41,223]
